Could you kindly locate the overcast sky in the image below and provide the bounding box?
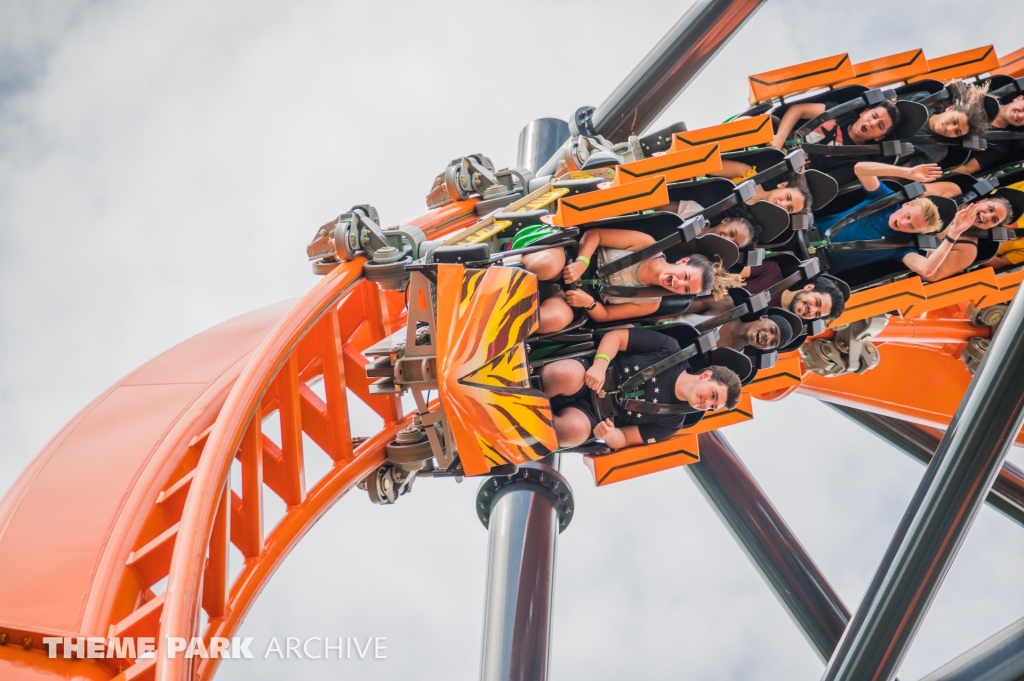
[3,1,1024,679]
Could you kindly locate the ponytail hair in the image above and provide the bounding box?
[686,253,745,300]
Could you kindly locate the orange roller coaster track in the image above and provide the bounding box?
[0,203,477,681]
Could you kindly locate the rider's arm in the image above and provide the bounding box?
[854,162,942,192]
[597,423,644,450]
[920,241,977,282]
[772,102,826,148]
[576,228,654,263]
[584,300,660,322]
[949,158,981,176]
[901,204,977,278]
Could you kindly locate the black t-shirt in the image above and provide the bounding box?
[799,103,871,187]
[972,125,1024,172]
[610,328,689,443]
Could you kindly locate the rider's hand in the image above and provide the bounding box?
[584,363,606,392]
[769,134,786,150]
[908,164,943,183]
[948,203,980,239]
[563,259,588,283]
[593,418,616,440]
[565,289,594,309]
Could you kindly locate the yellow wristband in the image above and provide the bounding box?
[577,255,590,267]
[594,353,611,363]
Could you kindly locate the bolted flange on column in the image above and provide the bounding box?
[476,466,574,533]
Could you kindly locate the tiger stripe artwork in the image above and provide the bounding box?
[434,263,557,475]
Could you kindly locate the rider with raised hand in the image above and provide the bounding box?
[820,162,980,279]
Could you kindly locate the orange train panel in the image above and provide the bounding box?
[669,114,774,154]
[987,267,1024,306]
[911,268,1001,316]
[994,46,1024,77]
[681,393,754,435]
[748,53,855,104]
[744,354,802,397]
[551,175,668,227]
[613,143,722,185]
[909,45,999,83]
[839,49,930,88]
[829,277,927,328]
[584,434,699,487]
[798,342,971,430]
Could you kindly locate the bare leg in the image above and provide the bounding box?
[539,359,585,397]
[521,247,566,282]
[537,295,573,335]
[553,407,593,447]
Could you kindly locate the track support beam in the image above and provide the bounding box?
[821,288,1024,681]
[825,404,1024,528]
[690,432,850,661]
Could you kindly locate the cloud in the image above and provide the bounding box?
[2,1,1023,679]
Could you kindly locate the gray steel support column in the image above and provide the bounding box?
[477,456,573,681]
[591,0,766,142]
[917,616,1024,681]
[821,289,1024,681]
[825,404,1024,528]
[517,119,569,174]
[690,432,850,661]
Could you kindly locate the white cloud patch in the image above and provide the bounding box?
[2,1,1024,679]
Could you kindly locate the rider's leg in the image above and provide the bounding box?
[537,295,573,335]
[521,247,567,282]
[553,406,593,447]
[539,358,585,397]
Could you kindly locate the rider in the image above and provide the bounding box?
[715,309,796,352]
[900,79,990,166]
[951,92,1024,175]
[539,328,742,449]
[555,228,744,324]
[816,162,979,279]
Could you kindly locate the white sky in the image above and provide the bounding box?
[2,1,1024,679]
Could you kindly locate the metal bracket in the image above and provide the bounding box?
[801,315,887,377]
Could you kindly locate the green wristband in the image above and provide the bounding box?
[577,255,590,267]
[594,353,611,363]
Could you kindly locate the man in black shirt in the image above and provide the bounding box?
[766,100,902,187]
[538,328,742,449]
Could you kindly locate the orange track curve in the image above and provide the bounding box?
[0,202,478,681]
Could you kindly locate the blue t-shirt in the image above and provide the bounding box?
[817,184,915,275]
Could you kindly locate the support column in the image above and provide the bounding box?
[517,119,569,174]
[690,432,849,661]
[825,404,1024,528]
[917,616,1024,681]
[476,456,573,681]
[821,288,1024,681]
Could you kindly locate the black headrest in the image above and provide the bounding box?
[667,177,736,205]
[925,195,959,229]
[765,306,805,353]
[748,201,790,244]
[804,170,839,210]
[816,273,851,302]
[578,211,684,239]
[991,187,1024,224]
[666,233,739,270]
[984,95,1001,123]
[722,148,785,174]
[896,79,945,99]
[895,100,930,139]
[692,347,753,385]
[581,150,621,170]
[939,173,984,196]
